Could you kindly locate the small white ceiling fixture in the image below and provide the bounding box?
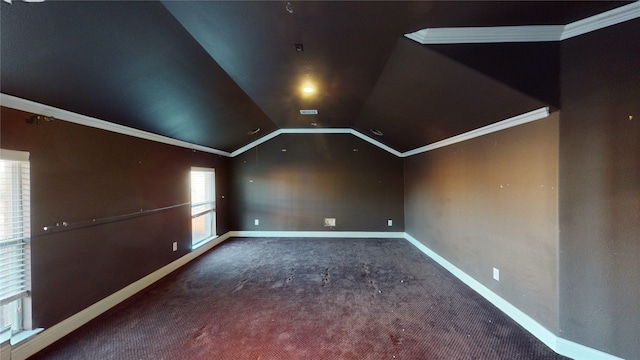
[300,110,318,115]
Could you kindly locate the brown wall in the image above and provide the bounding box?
[230,133,404,232]
[1,106,230,327]
[559,19,640,360]
[404,114,560,332]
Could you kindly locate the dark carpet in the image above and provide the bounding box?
[31,237,567,359]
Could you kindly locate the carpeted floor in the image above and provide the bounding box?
[31,237,567,359]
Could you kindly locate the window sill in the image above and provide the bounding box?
[191,235,218,250]
[1,327,44,348]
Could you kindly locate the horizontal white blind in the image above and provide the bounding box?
[0,158,31,306]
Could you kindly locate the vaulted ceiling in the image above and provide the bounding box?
[0,1,631,153]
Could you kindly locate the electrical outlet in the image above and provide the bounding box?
[324,218,336,227]
[254,219,259,226]
[493,267,500,281]
[172,242,177,252]
[387,219,393,226]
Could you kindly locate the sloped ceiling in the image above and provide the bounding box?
[0,1,630,153]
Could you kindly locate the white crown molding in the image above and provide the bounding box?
[405,1,640,44]
[561,1,640,40]
[230,129,283,157]
[402,107,549,157]
[282,128,351,134]
[0,93,231,157]
[210,109,549,158]
[230,128,403,158]
[2,94,550,160]
[405,25,563,44]
[349,129,404,157]
[229,128,351,157]
[2,3,638,162]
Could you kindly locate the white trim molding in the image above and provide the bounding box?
[2,94,550,160]
[230,106,550,159]
[405,2,640,44]
[349,129,403,157]
[2,3,638,165]
[230,128,352,157]
[402,107,549,157]
[230,231,406,239]
[230,128,403,158]
[8,232,233,360]
[561,1,640,40]
[6,231,627,360]
[0,94,231,157]
[402,234,557,351]
[2,94,549,160]
[0,148,29,162]
[404,233,626,360]
[556,337,626,360]
[405,25,563,44]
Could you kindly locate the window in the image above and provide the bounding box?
[0,150,31,340]
[190,168,216,247]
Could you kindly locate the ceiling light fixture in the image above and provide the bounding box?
[370,129,383,136]
[300,79,316,96]
[247,127,260,135]
[300,109,318,115]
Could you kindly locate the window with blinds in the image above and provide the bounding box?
[0,150,31,337]
[190,168,216,247]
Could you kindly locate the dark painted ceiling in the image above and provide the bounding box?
[0,1,630,153]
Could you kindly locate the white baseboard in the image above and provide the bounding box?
[8,231,625,360]
[556,337,626,360]
[403,233,625,360]
[229,230,406,238]
[9,232,232,360]
[6,231,400,359]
